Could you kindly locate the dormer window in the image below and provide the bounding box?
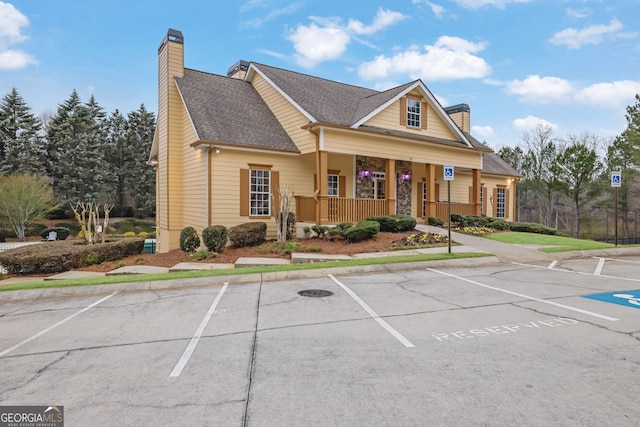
[407,98,421,128]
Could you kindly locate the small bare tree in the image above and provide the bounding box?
[274,184,294,243]
[72,202,114,244]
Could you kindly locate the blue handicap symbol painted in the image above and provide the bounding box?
[583,290,640,309]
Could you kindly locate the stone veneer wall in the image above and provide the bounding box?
[355,156,413,216]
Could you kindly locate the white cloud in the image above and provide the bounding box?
[565,8,592,19]
[0,2,36,69]
[287,18,351,68]
[549,18,636,49]
[505,75,573,104]
[513,116,559,132]
[451,0,531,10]
[575,80,640,109]
[358,36,490,81]
[287,9,408,68]
[412,0,445,19]
[347,9,408,35]
[472,125,494,137]
[0,49,36,69]
[241,3,302,29]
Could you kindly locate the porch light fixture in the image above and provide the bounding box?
[359,170,371,179]
[399,173,411,183]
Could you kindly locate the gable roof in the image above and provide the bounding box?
[175,68,298,152]
[250,63,473,148]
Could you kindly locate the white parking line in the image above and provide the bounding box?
[547,260,558,269]
[328,274,415,348]
[427,269,619,322]
[0,292,118,358]
[594,258,606,276]
[170,282,229,377]
[513,261,640,283]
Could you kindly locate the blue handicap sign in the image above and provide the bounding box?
[583,290,640,309]
[444,165,454,181]
[611,171,621,187]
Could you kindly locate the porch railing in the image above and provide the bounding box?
[436,202,477,219]
[295,196,476,224]
[295,196,389,223]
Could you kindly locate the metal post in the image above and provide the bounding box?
[606,210,609,243]
[447,180,451,254]
[615,187,618,247]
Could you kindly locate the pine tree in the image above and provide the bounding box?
[46,91,108,203]
[104,109,128,212]
[124,104,156,217]
[0,88,46,175]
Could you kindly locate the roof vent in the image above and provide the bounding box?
[227,60,250,77]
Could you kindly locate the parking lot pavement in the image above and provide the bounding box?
[1,260,639,425]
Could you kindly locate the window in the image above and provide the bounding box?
[407,98,421,128]
[496,187,506,218]
[250,169,271,216]
[328,174,339,197]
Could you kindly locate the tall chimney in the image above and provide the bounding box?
[444,103,470,134]
[155,29,185,253]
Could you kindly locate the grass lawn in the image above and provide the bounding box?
[0,252,491,292]
[487,231,617,252]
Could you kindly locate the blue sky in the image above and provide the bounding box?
[1,0,639,148]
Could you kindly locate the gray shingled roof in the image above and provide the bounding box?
[483,152,522,177]
[254,63,381,126]
[175,69,298,152]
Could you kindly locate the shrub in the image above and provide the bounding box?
[509,222,558,235]
[311,225,329,238]
[0,238,145,275]
[488,219,510,230]
[303,226,312,239]
[179,227,201,252]
[343,220,380,242]
[112,218,155,235]
[40,227,71,241]
[123,231,136,238]
[367,214,416,232]
[0,228,15,242]
[450,213,465,224]
[191,250,209,260]
[229,222,266,247]
[330,222,353,237]
[428,217,444,227]
[54,222,81,235]
[202,225,228,253]
[138,231,149,238]
[27,223,48,237]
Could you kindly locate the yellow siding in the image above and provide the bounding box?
[327,154,355,197]
[251,73,316,154]
[209,150,313,239]
[324,128,481,169]
[364,98,457,141]
[482,175,517,221]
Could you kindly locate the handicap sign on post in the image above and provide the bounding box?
[611,171,621,187]
[583,290,640,309]
[443,165,454,181]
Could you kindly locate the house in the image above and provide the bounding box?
[149,29,521,253]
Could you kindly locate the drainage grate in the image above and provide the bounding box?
[298,289,334,298]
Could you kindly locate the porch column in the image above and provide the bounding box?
[385,159,396,215]
[316,150,329,224]
[425,163,436,219]
[473,168,482,216]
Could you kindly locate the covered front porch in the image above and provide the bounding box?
[293,153,482,224]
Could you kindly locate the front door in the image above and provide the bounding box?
[372,172,385,199]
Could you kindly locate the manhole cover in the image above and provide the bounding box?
[298,289,334,298]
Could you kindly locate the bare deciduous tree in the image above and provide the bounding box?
[72,202,114,244]
[274,184,294,243]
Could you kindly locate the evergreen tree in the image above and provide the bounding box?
[46,91,108,203]
[0,88,46,175]
[104,109,128,212]
[124,104,156,217]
